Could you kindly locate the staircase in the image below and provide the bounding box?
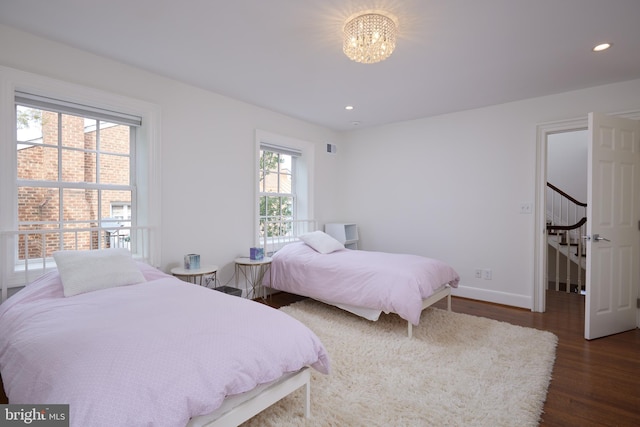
[546,183,587,293]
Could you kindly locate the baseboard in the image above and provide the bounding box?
[451,285,532,310]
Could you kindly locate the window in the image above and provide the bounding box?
[110,202,132,221]
[15,93,140,262]
[258,146,297,229]
[0,67,161,298]
[255,131,315,248]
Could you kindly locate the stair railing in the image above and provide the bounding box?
[547,217,587,293]
[546,183,587,293]
[546,182,587,237]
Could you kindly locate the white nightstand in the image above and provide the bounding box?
[234,257,272,300]
[171,265,218,286]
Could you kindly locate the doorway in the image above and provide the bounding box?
[534,112,640,334]
[546,130,588,296]
[534,118,588,313]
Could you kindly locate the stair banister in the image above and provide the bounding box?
[546,181,587,294]
[548,217,587,293]
[546,182,587,207]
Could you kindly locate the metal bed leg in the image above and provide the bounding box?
[304,376,311,418]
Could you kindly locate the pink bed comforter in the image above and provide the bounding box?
[268,242,460,325]
[0,263,330,427]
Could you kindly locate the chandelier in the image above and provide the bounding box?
[343,12,397,64]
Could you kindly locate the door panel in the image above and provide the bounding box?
[585,113,640,339]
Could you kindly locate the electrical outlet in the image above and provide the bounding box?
[483,269,492,280]
[475,269,482,279]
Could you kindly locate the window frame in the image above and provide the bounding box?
[259,147,297,225]
[15,104,137,259]
[0,66,162,295]
[110,202,132,221]
[17,104,136,211]
[254,130,314,247]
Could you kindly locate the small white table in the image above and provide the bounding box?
[171,265,219,286]
[234,257,272,300]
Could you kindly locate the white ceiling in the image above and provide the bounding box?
[1,0,640,131]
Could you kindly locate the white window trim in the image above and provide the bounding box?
[0,66,162,290]
[255,129,314,247]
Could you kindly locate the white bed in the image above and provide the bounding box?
[0,248,330,427]
[264,230,460,338]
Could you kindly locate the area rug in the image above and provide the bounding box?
[243,299,558,427]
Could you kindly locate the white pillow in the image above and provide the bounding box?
[53,248,146,297]
[299,231,344,254]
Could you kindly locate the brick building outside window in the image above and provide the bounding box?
[17,106,134,261]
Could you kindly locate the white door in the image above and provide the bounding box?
[585,113,640,340]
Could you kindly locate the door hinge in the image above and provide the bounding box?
[637,298,640,309]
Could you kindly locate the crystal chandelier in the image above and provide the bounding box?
[343,12,397,64]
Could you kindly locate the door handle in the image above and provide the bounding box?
[582,234,610,242]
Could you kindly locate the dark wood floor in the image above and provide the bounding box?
[454,292,639,426]
[2,291,638,426]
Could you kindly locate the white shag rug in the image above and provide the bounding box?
[243,300,558,427]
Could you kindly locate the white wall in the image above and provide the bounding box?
[2,23,639,309]
[0,24,342,284]
[337,80,640,308]
[547,130,588,202]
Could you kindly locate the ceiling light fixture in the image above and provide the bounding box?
[345,105,354,110]
[593,43,612,52]
[343,11,397,64]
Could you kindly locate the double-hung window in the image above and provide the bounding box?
[14,92,141,265]
[256,131,315,250]
[258,143,299,232]
[0,68,160,302]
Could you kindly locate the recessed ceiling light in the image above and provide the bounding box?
[345,105,354,110]
[351,121,361,126]
[593,43,612,52]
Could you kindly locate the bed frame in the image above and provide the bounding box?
[1,227,315,426]
[188,367,311,426]
[261,219,454,338]
[322,285,452,339]
[409,285,451,338]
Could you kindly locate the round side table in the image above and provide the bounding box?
[234,257,272,300]
[171,265,219,286]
